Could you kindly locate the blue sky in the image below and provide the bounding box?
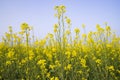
[0,0,120,40]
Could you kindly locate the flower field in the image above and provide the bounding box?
[0,5,120,80]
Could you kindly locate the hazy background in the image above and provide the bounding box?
[0,0,120,40]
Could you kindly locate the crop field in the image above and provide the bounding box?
[0,5,120,80]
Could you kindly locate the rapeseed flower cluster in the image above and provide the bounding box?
[0,5,120,80]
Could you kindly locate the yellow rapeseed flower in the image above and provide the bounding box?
[28,50,34,60]
[46,53,52,61]
[50,76,59,80]
[65,51,71,58]
[60,5,66,13]
[54,24,58,29]
[20,23,29,31]
[54,28,57,33]
[64,64,72,71]
[55,77,59,80]
[77,70,83,74]
[39,39,46,46]
[74,28,80,34]
[6,61,11,65]
[21,59,27,64]
[49,64,56,70]
[106,44,112,48]
[105,26,111,31]
[52,47,57,53]
[82,77,87,80]
[53,24,58,33]
[95,59,102,66]
[48,33,54,38]
[37,59,46,65]
[60,5,66,10]
[80,58,87,68]
[46,72,50,78]
[66,18,71,24]
[72,50,77,57]
[55,60,61,67]
[117,70,120,74]
[82,34,87,38]
[107,66,115,71]
[65,30,71,35]
[7,50,14,58]
[96,24,100,30]
[50,77,54,80]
